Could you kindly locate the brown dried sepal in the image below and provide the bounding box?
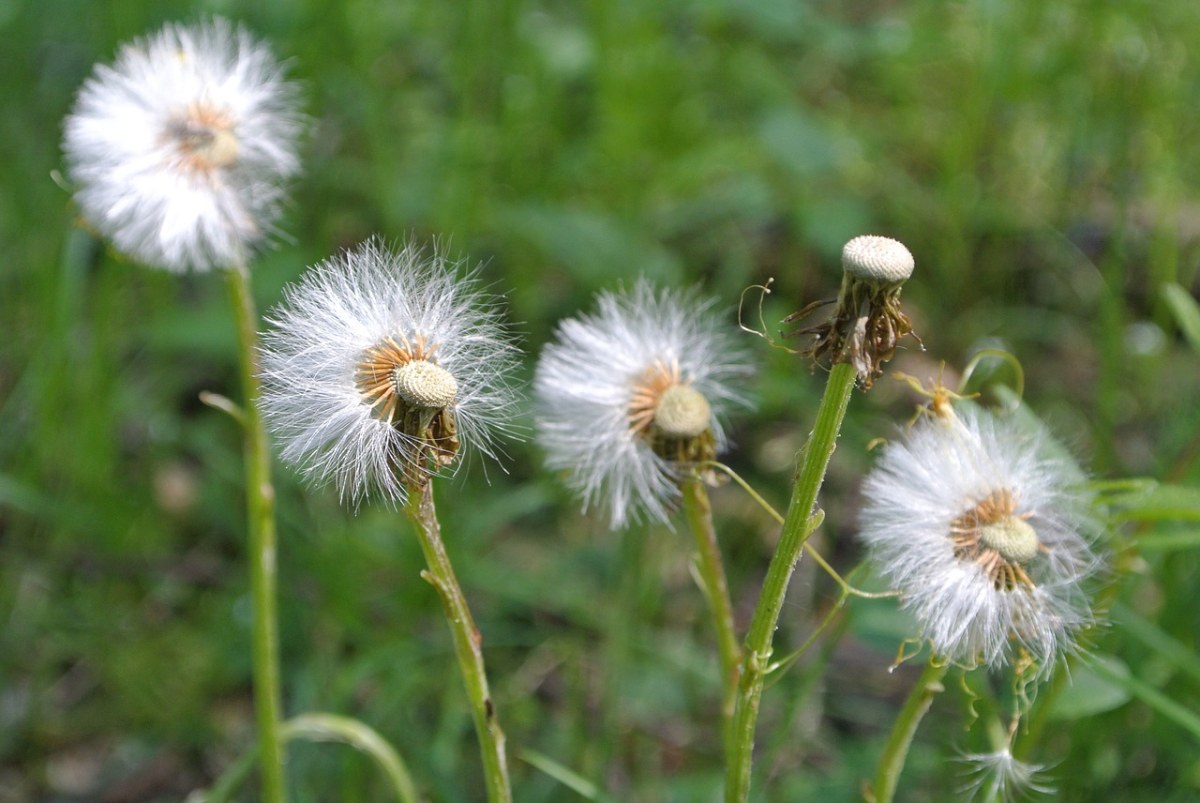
[648,427,720,484]
[785,274,915,388]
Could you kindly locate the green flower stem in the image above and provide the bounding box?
[680,477,742,758]
[226,262,286,803]
[726,360,857,802]
[404,479,512,803]
[871,659,949,803]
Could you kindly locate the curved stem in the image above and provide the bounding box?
[707,461,896,600]
[202,712,420,803]
[404,480,512,803]
[680,478,742,759]
[871,659,949,803]
[283,714,421,803]
[227,263,285,803]
[763,593,849,682]
[726,361,857,802]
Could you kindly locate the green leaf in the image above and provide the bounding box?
[519,749,611,801]
[1087,658,1200,742]
[1103,482,1200,523]
[1049,654,1132,720]
[1135,530,1200,552]
[1162,283,1200,351]
[1111,603,1200,687]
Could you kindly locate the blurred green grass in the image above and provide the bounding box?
[2,0,1200,800]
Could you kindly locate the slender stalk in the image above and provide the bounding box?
[680,477,742,758]
[404,479,512,803]
[707,460,898,602]
[226,262,285,803]
[871,660,949,803]
[726,361,857,802]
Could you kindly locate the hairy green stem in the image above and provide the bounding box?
[872,660,949,803]
[680,478,742,759]
[726,361,857,802]
[226,263,285,803]
[404,480,512,803]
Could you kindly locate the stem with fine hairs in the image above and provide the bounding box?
[403,479,512,803]
[226,261,286,803]
[680,477,742,761]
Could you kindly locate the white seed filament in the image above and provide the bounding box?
[392,359,458,409]
[653,384,711,439]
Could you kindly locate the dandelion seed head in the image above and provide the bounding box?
[62,18,302,272]
[977,513,1040,566]
[652,384,712,439]
[534,280,753,529]
[391,360,459,409]
[842,234,915,283]
[260,239,520,506]
[858,404,1102,674]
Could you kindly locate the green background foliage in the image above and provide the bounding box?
[3,0,1199,799]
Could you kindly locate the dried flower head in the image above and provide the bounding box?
[959,748,1052,801]
[534,280,752,528]
[788,234,915,387]
[259,239,520,505]
[858,403,1102,674]
[62,18,302,272]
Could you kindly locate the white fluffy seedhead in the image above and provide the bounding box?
[858,404,1103,675]
[62,18,303,272]
[534,279,753,529]
[259,238,521,505]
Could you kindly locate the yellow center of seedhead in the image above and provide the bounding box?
[355,333,461,474]
[166,105,239,171]
[978,516,1040,564]
[652,384,711,439]
[949,488,1042,591]
[627,358,717,466]
[392,359,458,409]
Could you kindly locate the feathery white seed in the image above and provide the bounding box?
[958,748,1053,802]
